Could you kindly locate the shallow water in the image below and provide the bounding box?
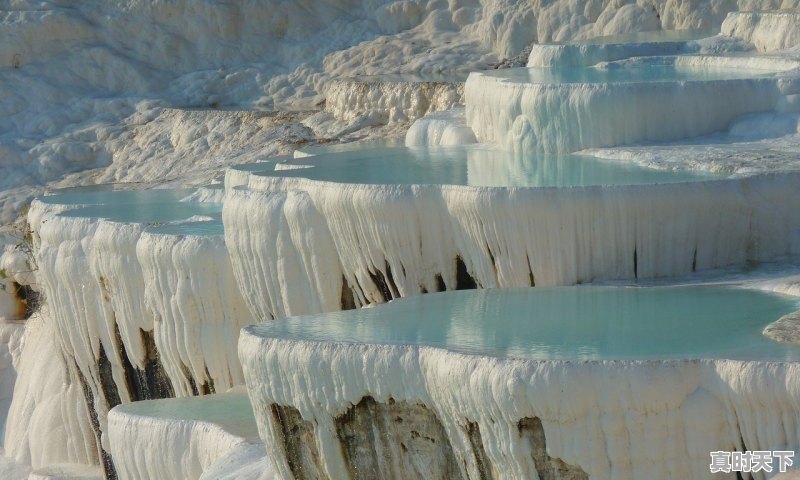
[114,390,258,439]
[145,219,224,236]
[40,187,189,207]
[269,146,716,187]
[254,286,800,361]
[50,188,222,225]
[481,63,777,84]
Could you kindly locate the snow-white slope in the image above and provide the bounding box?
[3,0,797,223]
[722,10,800,52]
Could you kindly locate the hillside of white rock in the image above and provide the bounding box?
[4,1,800,480]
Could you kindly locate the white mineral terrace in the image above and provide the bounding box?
[526,28,718,68]
[20,188,254,478]
[467,55,800,153]
[6,2,800,479]
[226,154,800,320]
[239,282,800,480]
[108,389,270,480]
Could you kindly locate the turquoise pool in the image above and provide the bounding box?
[266,146,715,187]
[253,286,800,361]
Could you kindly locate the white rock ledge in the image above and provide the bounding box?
[326,77,465,124]
[108,390,270,480]
[224,172,800,320]
[764,311,800,344]
[240,330,800,480]
[405,108,478,147]
[466,55,800,153]
[722,11,800,52]
[526,30,715,68]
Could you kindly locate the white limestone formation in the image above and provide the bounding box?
[225,172,800,319]
[405,108,478,147]
[722,11,800,52]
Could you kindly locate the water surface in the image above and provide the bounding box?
[254,286,800,361]
[267,146,716,187]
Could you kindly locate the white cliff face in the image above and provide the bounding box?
[3,313,98,472]
[224,188,347,321]
[239,329,800,480]
[722,11,800,52]
[224,172,800,318]
[0,320,25,443]
[20,195,254,478]
[137,231,252,396]
[325,78,465,124]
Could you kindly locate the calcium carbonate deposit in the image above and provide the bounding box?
[5,1,800,480]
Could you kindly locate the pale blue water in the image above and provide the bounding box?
[481,63,777,84]
[254,286,800,361]
[50,187,222,225]
[59,202,221,224]
[113,390,259,439]
[266,146,714,187]
[40,187,189,207]
[145,219,223,236]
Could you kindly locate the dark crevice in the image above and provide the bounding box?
[139,329,175,399]
[486,245,496,270]
[368,263,394,302]
[75,363,118,480]
[518,417,588,480]
[385,261,400,298]
[270,404,324,480]
[200,375,215,395]
[117,325,175,402]
[465,421,494,480]
[183,363,201,397]
[455,256,477,290]
[434,274,446,292]
[96,342,122,409]
[692,247,698,273]
[526,255,535,287]
[633,247,638,280]
[341,276,356,310]
[11,281,38,318]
